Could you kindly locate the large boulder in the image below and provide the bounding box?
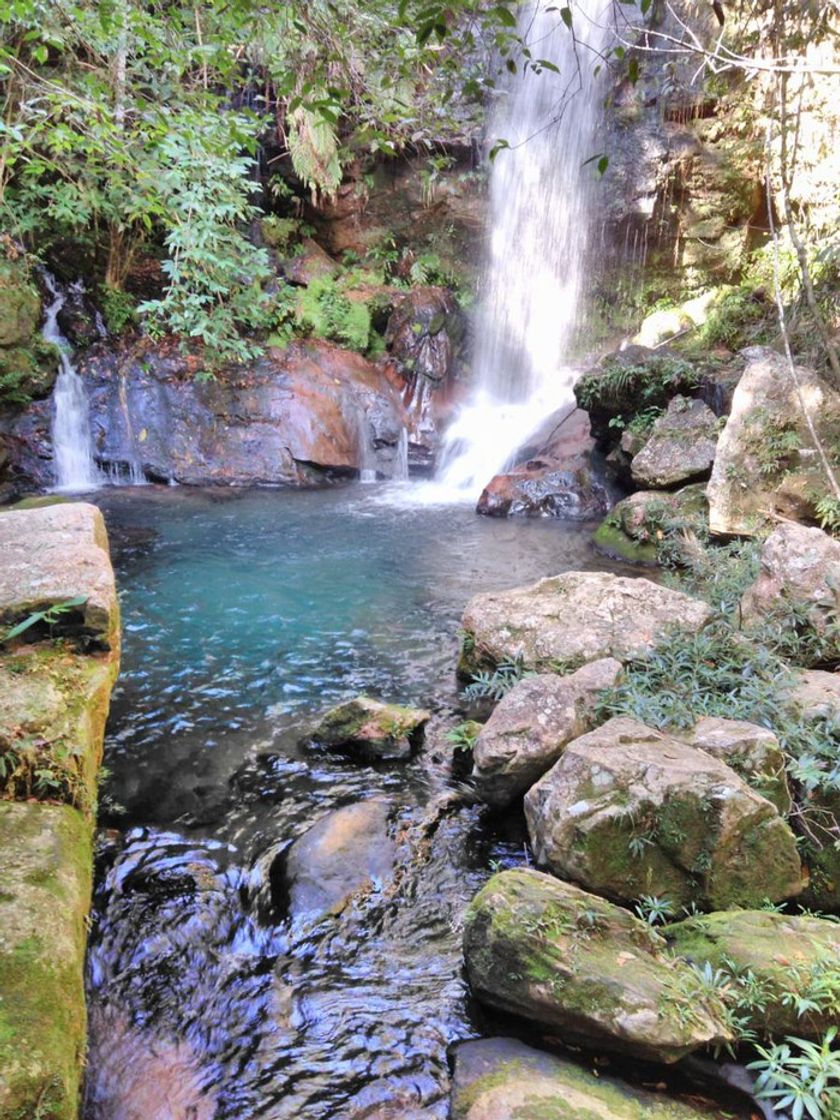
[266,799,395,925]
[0,256,41,348]
[462,869,731,1063]
[470,658,623,807]
[0,502,119,650]
[6,339,410,487]
[306,696,431,761]
[451,1037,723,1120]
[0,801,92,1120]
[459,572,711,676]
[680,716,792,815]
[740,523,840,646]
[524,717,802,911]
[630,396,719,489]
[666,910,840,1039]
[706,348,840,535]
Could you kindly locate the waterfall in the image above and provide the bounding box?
[45,273,102,491]
[437,0,613,498]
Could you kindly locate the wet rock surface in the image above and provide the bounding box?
[460,571,712,675]
[470,658,623,807]
[524,717,802,911]
[307,695,432,761]
[462,869,731,1063]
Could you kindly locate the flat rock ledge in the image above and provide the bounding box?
[460,571,711,676]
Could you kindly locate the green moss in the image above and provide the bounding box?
[593,516,659,565]
[296,276,371,351]
[0,802,92,1120]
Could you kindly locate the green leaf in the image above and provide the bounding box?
[559,6,572,28]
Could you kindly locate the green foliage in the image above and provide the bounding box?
[815,496,840,537]
[748,1028,840,1120]
[464,656,533,701]
[699,283,775,350]
[99,286,136,335]
[445,721,480,753]
[634,895,674,926]
[296,276,371,352]
[1,596,87,645]
[745,411,803,479]
[575,355,699,431]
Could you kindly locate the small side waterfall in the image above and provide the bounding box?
[437,0,613,497]
[45,273,102,491]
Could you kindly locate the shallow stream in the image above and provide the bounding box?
[83,485,632,1119]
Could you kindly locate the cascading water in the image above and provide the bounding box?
[45,273,102,491]
[437,0,614,498]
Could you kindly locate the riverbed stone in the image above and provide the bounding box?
[459,572,711,676]
[706,347,840,534]
[451,1037,723,1120]
[630,396,719,489]
[524,717,803,911]
[471,658,623,807]
[679,717,792,815]
[740,522,840,648]
[666,910,840,1039]
[0,800,92,1120]
[272,798,396,924]
[307,696,431,761]
[0,502,120,650]
[462,869,731,1063]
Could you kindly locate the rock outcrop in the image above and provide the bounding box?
[470,659,622,807]
[463,869,731,1063]
[740,522,840,645]
[524,717,802,910]
[593,485,707,565]
[460,572,711,676]
[630,396,719,489]
[707,348,840,535]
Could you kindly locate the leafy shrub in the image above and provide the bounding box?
[100,286,137,335]
[296,276,371,351]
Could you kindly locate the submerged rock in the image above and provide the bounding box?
[740,522,840,647]
[524,717,802,911]
[462,869,731,1063]
[706,347,840,534]
[451,1037,725,1120]
[307,695,431,761]
[460,571,711,676]
[471,658,622,807]
[666,909,840,1039]
[269,798,396,924]
[630,396,719,489]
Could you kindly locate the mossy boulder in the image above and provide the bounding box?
[706,348,840,535]
[593,486,707,566]
[666,910,840,1039]
[0,800,92,1120]
[459,572,711,678]
[463,869,731,1063]
[524,717,803,911]
[0,257,41,348]
[791,669,840,720]
[630,397,719,490]
[451,1037,725,1120]
[0,339,59,404]
[471,659,623,808]
[306,696,431,761]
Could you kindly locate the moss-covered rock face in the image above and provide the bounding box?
[0,801,92,1120]
[666,910,840,1039]
[451,1037,723,1120]
[0,258,41,349]
[459,572,711,678]
[524,717,803,912]
[307,695,431,761]
[462,868,731,1064]
[593,486,707,566]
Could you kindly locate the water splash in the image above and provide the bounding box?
[45,272,102,491]
[437,0,614,498]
